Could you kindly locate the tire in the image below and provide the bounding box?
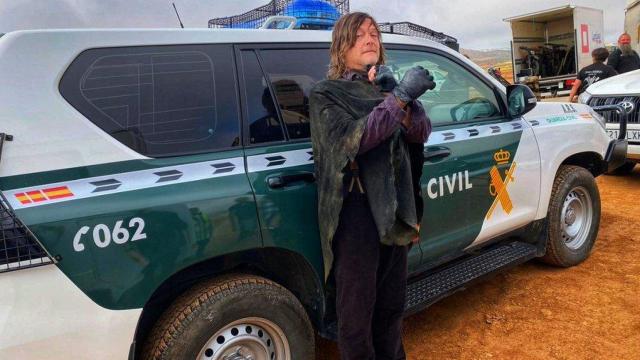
[608,161,636,176]
[541,165,601,267]
[142,274,315,360]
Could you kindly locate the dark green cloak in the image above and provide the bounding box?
[309,79,421,281]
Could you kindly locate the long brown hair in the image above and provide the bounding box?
[327,12,386,80]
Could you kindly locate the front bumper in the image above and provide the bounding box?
[592,104,629,173]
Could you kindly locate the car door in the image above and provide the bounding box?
[385,47,541,269]
[236,45,327,278]
[237,44,424,275]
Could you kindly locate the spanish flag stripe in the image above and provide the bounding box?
[43,189,72,197]
[26,191,47,202]
[47,192,73,200]
[15,193,32,204]
[43,186,69,193]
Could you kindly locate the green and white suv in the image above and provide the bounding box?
[0,28,626,359]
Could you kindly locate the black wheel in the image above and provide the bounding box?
[142,274,315,360]
[608,161,636,176]
[541,165,601,267]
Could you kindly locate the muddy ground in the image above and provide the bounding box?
[317,169,640,359]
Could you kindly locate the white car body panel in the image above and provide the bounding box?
[0,266,140,359]
[524,103,609,219]
[584,69,640,96]
[467,120,541,248]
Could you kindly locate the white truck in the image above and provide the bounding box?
[504,5,605,98]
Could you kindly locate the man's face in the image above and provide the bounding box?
[344,18,380,71]
[620,43,633,56]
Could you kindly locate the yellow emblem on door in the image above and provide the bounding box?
[487,149,516,219]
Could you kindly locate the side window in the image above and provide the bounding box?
[386,49,503,126]
[240,50,285,145]
[259,48,330,140]
[59,45,240,157]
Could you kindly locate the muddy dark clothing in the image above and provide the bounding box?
[333,191,408,360]
[310,69,430,360]
[607,48,640,74]
[309,72,431,281]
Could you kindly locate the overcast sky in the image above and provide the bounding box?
[0,0,628,49]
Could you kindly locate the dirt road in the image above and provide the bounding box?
[317,169,640,359]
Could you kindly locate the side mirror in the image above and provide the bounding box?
[507,84,537,117]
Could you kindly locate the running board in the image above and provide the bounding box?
[320,241,539,340]
[405,241,538,315]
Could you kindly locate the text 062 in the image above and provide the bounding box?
[73,217,147,252]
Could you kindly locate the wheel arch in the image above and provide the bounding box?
[560,151,606,177]
[536,151,604,220]
[129,247,325,359]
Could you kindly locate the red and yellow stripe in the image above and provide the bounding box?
[26,190,46,202]
[13,186,74,205]
[15,193,31,205]
[42,186,74,200]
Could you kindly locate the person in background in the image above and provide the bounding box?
[569,47,617,103]
[607,33,640,74]
[309,12,434,360]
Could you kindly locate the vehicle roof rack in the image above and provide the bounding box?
[378,21,459,52]
[209,0,349,30]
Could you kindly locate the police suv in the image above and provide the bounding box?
[0,29,626,360]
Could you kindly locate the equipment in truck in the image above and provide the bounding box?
[505,5,605,98]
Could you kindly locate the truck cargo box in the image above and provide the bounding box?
[504,5,605,98]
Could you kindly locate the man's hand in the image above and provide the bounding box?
[393,66,436,103]
[374,65,398,92]
[367,64,377,82]
[367,65,398,93]
[411,224,421,244]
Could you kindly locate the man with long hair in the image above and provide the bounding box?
[607,33,640,74]
[309,12,434,359]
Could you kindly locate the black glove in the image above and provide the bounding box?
[373,65,397,92]
[392,66,436,103]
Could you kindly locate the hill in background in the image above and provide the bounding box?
[461,48,513,83]
[461,48,511,66]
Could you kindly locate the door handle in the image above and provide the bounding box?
[267,172,315,189]
[423,147,451,161]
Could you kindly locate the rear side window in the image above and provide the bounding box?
[239,50,286,145]
[259,48,329,140]
[60,45,240,157]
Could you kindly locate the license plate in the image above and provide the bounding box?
[608,129,640,141]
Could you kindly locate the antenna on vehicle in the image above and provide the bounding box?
[172,2,185,29]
